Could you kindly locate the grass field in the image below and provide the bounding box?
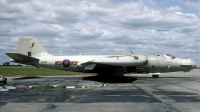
[0,66,95,77]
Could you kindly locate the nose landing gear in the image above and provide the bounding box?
[149,73,160,78]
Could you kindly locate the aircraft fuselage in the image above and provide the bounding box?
[23,54,196,74]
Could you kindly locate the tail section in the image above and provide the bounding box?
[5,37,50,66]
[16,37,51,57]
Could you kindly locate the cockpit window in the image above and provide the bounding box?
[166,54,175,59]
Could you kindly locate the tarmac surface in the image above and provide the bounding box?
[0,69,200,112]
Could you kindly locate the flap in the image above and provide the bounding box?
[84,64,97,70]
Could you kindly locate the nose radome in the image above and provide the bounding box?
[180,59,196,67]
[191,60,197,68]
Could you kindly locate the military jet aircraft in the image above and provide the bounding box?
[5,37,196,78]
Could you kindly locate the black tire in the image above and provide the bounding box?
[3,78,7,84]
[152,75,159,78]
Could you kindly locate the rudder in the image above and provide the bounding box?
[17,37,51,57]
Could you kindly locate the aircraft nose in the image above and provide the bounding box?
[191,60,197,68]
[180,59,196,68]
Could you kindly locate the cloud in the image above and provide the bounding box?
[0,0,199,66]
[167,6,182,12]
[183,0,200,16]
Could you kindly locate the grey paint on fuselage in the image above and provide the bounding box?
[140,55,195,73]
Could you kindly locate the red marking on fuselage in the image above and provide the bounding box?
[71,61,78,65]
[28,52,31,57]
[55,61,62,65]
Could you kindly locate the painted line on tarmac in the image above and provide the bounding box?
[161,80,200,94]
[132,83,181,112]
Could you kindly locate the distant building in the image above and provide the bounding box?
[3,62,10,66]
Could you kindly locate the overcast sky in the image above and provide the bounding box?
[0,0,200,66]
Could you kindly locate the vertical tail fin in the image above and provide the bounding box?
[17,37,51,57]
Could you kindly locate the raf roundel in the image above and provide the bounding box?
[62,59,70,67]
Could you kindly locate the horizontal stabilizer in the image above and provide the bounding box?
[5,53,39,62]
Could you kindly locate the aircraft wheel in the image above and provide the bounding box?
[152,75,159,78]
[3,78,7,84]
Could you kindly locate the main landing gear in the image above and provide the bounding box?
[152,75,159,78]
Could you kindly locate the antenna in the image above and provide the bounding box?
[130,51,134,55]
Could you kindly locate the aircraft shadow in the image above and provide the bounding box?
[83,76,137,83]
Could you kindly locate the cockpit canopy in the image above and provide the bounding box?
[166,54,176,59]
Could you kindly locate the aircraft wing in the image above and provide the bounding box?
[91,55,147,66]
[79,55,148,72]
